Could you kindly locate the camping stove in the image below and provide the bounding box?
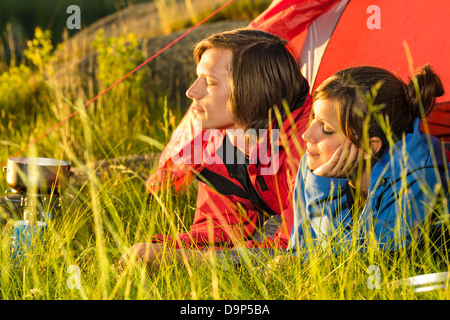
[1,157,72,266]
[3,189,62,266]
[1,188,62,223]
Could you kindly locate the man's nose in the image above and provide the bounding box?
[186,78,204,99]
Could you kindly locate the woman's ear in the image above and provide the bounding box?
[364,137,383,159]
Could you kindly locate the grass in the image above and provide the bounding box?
[0,0,449,301]
[0,156,448,300]
[1,191,449,300]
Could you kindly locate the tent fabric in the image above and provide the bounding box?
[146,107,205,192]
[248,0,340,42]
[312,0,450,99]
[253,0,450,143]
[298,0,349,89]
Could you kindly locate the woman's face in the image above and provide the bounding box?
[302,99,348,171]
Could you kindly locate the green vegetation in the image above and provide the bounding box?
[0,1,449,301]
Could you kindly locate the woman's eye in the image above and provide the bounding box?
[322,126,335,135]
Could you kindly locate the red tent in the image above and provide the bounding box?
[147,0,450,192]
[251,0,450,142]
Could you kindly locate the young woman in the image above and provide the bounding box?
[288,64,449,256]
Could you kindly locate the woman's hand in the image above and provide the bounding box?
[313,140,364,178]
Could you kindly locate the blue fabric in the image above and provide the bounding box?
[288,118,450,256]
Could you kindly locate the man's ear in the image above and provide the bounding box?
[364,137,383,159]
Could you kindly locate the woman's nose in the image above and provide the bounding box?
[302,125,316,144]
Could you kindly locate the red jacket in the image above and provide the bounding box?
[149,85,312,250]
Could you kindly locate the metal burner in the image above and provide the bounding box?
[1,189,62,224]
[1,156,71,224]
[1,157,72,266]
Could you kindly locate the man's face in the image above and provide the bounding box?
[186,48,235,130]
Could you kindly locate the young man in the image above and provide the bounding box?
[119,29,312,270]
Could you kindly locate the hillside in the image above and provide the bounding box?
[52,1,254,182]
[50,1,260,113]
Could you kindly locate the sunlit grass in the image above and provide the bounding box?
[1,89,448,300]
[0,159,449,299]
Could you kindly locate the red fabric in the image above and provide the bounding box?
[146,105,207,193]
[249,0,450,141]
[424,102,450,141]
[310,0,450,141]
[313,0,450,98]
[248,0,339,41]
[245,95,313,249]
